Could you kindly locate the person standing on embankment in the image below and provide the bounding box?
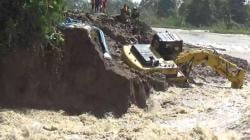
[101,0,107,13]
[95,0,101,12]
[91,0,95,12]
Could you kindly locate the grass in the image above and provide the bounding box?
[209,23,250,35]
[141,16,250,35]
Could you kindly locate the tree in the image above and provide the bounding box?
[185,0,216,26]
[246,5,250,26]
[157,0,176,17]
[214,0,229,19]
[0,0,64,53]
[228,0,248,24]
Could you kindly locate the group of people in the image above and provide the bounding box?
[91,0,107,13]
[120,4,140,22]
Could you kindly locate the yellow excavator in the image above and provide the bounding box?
[122,32,246,88]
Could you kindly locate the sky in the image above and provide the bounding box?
[131,0,142,3]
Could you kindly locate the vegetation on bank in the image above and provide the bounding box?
[64,0,250,34]
[1,0,250,55]
[139,0,250,34]
[143,16,250,35]
[0,0,64,55]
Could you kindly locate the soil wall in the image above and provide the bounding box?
[0,28,150,116]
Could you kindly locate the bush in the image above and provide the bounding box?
[0,0,64,54]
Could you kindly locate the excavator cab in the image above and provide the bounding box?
[130,44,160,67]
[151,32,183,60]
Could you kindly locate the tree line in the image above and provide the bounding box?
[1,0,249,54]
[140,0,250,29]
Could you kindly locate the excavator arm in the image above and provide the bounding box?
[175,49,246,88]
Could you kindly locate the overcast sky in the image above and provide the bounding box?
[131,0,142,3]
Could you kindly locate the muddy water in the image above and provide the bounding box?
[153,28,250,63]
[156,84,249,132]
[0,82,249,139]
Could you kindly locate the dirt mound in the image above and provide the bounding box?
[188,55,248,86]
[65,12,168,89]
[183,44,249,85]
[0,28,151,117]
[68,12,154,44]
[222,54,249,70]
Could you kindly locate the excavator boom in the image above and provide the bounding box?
[175,49,246,88]
[122,32,246,89]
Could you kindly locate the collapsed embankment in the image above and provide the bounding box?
[0,28,151,116]
[0,11,248,118]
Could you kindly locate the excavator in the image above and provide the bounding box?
[122,32,246,89]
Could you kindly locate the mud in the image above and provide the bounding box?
[0,27,151,117]
[222,54,249,70]
[69,12,153,44]
[68,12,169,89]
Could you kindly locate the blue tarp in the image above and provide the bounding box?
[58,17,81,29]
[58,18,112,60]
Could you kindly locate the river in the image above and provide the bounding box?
[153,28,250,63]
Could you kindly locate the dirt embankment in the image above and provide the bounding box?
[67,12,154,45]
[0,27,151,117]
[0,11,248,119]
[68,12,168,90]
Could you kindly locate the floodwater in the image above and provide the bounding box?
[1,83,249,139]
[153,28,250,63]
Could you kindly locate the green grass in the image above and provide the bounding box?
[209,22,250,35]
[141,16,250,35]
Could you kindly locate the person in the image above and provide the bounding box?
[120,4,131,22]
[131,7,140,19]
[121,4,128,14]
[95,0,101,12]
[91,0,95,12]
[120,4,128,17]
[101,0,107,13]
